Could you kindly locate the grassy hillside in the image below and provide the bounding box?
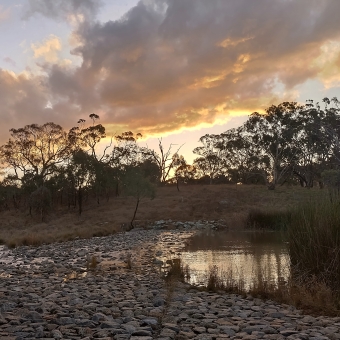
[0,184,325,247]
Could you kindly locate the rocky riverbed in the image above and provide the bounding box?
[0,221,340,340]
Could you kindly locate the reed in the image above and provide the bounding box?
[165,258,190,282]
[286,197,340,294]
[199,264,340,316]
[203,265,245,294]
[246,208,291,230]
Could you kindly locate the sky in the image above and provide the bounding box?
[1,0,340,163]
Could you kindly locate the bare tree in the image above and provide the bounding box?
[147,138,183,184]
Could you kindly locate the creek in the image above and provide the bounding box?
[180,230,290,288]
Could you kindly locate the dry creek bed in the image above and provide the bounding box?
[0,220,340,340]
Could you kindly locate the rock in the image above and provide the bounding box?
[142,318,158,326]
[132,330,152,336]
[23,311,43,321]
[101,321,122,329]
[153,297,165,307]
[51,329,63,339]
[219,327,236,336]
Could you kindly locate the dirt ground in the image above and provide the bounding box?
[0,184,325,247]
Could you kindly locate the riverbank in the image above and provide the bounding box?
[1,225,339,340]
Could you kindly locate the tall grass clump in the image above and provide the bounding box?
[204,265,245,294]
[286,196,340,296]
[165,258,190,283]
[246,209,291,230]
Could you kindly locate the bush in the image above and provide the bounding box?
[321,169,340,188]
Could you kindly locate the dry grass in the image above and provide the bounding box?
[86,255,98,270]
[0,184,324,247]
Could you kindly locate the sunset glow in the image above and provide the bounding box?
[1,0,340,160]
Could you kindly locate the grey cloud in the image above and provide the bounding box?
[0,69,81,144]
[23,0,103,22]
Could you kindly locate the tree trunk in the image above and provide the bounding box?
[130,196,140,230]
[78,186,82,216]
[267,182,275,190]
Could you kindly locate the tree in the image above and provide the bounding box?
[123,169,155,229]
[110,131,145,170]
[68,114,111,162]
[241,102,302,189]
[193,134,225,184]
[214,127,260,184]
[290,101,329,187]
[29,186,52,221]
[146,138,183,184]
[173,154,198,189]
[0,122,72,187]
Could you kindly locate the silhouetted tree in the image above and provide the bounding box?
[123,168,155,229]
[0,122,73,187]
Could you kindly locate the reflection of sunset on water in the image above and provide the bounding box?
[180,231,289,288]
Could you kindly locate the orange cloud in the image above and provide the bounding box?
[31,35,62,63]
[30,35,74,74]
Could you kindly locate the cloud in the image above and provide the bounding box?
[46,0,340,135]
[23,0,103,23]
[2,0,340,144]
[3,57,16,67]
[0,69,79,140]
[314,40,340,88]
[31,35,62,63]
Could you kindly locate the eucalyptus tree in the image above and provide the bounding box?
[318,97,340,166]
[241,102,303,189]
[290,100,331,187]
[122,168,155,229]
[69,115,108,160]
[110,131,146,170]
[66,114,116,205]
[193,134,226,184]
[213,127,257,183]
[171,154,190,190]
[0,122,73,187]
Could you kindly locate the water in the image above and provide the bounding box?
[180,230,290,288]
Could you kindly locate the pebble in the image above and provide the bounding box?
[0,221,339,339]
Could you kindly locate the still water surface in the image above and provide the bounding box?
[180,231,290,288]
